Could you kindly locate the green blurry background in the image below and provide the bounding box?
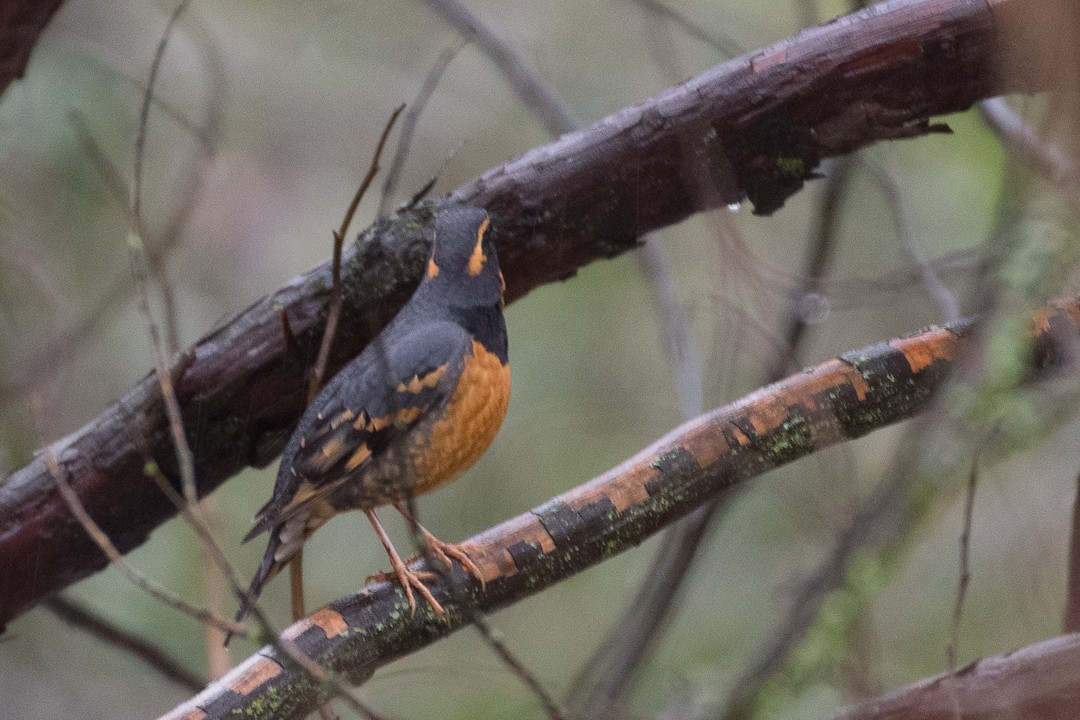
[0,1,1076,719]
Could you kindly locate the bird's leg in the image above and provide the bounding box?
[393,502,485,589]
[364,508,444,615]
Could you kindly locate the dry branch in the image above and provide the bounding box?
[832,633,1080,720]
[158,297,1080,720]
[0,0,1032,628]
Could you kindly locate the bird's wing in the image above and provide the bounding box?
[244,321,470,541]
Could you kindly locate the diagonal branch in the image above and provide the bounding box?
[832,633,1080,720]
[0,0,1031,628]
[158,296,1080,720]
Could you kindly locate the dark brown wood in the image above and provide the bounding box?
[0,0,1025,628]
[833,634,1080,720]
[0,0,65,99]
[157,297,1080,720]
[1064,473,1080,632]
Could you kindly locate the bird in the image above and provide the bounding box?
[232,205,509,634]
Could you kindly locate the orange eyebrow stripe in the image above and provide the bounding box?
[467,217,490,276]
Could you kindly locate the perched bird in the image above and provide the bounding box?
[234,205,509,631]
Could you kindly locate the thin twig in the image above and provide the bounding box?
[418,6,581,716]
[45,595,204,691]
[568,15,717,718]
[630,0,743,57]
[980,97,1078,189]
[298,104,404,720]
[142,457,382,719]
[133,5,224,673]
[637,243,704,420]
[948,458,979,673]
[425,0,575,137]
[471,613,568,720]
[394,496,566,720]
[864,153,962,324]
[308,103,405,403]
[37,439,243,635]
[198,493,230,679]
[124,9,383,716]
[378,43,464,216]
[128,0,200,508]
[771,157,853,380]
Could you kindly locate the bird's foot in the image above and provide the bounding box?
[367,560,445,615]
[417,533,485,589]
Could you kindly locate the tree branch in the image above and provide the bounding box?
[158,296,1080,720]
[832,633,1080,720]
[0,0,1029,628]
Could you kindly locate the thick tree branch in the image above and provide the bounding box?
[832,633,1080,720]
[159,297,1080,720]
[0,0,1031,628]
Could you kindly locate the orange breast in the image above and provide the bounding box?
[412,339,510,494]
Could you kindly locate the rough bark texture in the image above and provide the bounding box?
[157,297,1080,720]
[0,0,1028,627]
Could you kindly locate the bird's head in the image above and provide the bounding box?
[423,205,504,308]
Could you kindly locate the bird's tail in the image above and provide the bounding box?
[225,531,287,647]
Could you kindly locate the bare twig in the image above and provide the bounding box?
[424,0,574,137]
[125,11,385,716]
[980,97,1078,190]
[378,43,464,216]
[308,103,405,403]
[864,153,962,323]
[128,0,199,508]
[142,451,381,719]
[45,594,204,691]
[631,0,743,57]
[198,493,229,679]
[564,16,718,718]
[37,438,243,635]
[771,157,853,380]
[947,459,979,673]
[471,613,568,720]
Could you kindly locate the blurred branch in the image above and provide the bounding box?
[0,0,1031,628]
[378,43,463,216]
[771,157,853,380]
[631,0,744,57]
[423,0,575,137]
[863,153,962,323]
[44,595,204,692]
[566,15,712,718]
[1064,470,1080,632]
[38,440,243,636]
[831,633,1080,720]
[0,1,65,99]
[980,97,1079,190]
[947,458,979,673]
[160,295,1080,720]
